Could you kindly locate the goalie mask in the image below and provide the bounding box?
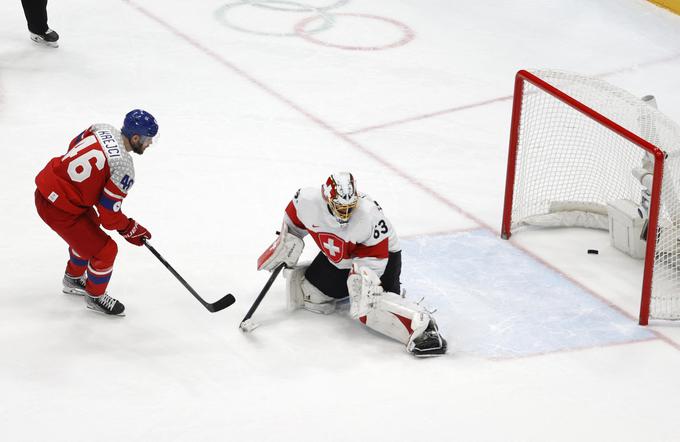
[322,172,358,224]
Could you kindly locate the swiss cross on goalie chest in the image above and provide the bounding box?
[312,232,348,264]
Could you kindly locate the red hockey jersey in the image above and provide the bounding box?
[35,124,134,231]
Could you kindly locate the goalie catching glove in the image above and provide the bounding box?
[257,223,305,271]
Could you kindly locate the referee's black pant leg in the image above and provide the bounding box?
[21,0,49,35]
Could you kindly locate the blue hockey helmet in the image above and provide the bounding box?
[121,109,159,140]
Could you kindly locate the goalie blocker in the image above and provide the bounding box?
[257,223,305,272]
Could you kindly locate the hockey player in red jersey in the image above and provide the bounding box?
[34,109,159,316]
[258,173,447,357]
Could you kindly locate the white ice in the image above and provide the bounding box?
[2,0,680,440]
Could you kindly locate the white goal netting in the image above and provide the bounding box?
[507,69,680,321]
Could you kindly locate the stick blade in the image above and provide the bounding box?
[207,293,236,312]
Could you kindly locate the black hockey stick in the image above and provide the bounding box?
[239,263,285,332]
[143,239,236,313]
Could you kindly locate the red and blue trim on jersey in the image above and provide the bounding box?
[69,129,89,148]
[98,195,120,211]
[97,179,129,231]
[99,180,126,207]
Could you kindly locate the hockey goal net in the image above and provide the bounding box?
[501,69,680,325]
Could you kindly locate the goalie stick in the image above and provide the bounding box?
[143,239,236,313]
[239,263,285,332]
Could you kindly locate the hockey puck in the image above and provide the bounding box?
[587,249,599,254]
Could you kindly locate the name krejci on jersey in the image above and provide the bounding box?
[96,130,121,158]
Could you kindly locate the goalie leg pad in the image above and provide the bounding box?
[284,266,306,311]
[360,292,448,356]
[284,266,336,314]
[360,292,428,344]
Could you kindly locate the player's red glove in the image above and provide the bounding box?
[118,218,152,246]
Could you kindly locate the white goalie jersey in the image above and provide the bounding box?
[283,186,400,276]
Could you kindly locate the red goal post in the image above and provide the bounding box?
[500,69,680,325]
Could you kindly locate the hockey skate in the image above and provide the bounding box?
[85,293,125,316]
[407,319,447,357]
[30,29,59,48]
[62,274,86,296]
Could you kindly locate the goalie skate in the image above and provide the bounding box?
[407,319,448,357]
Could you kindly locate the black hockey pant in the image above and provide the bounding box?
[304,251,402,299]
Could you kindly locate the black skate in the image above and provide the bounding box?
[408,319,447,357]
[62,274,86,296]
[30,29,59,48]
[85,293,125,316]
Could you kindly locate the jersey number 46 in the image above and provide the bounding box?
[61,135,105,183]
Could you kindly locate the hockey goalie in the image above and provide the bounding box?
[257,172,447,357]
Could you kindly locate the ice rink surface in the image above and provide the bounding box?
[2,0,680,440]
